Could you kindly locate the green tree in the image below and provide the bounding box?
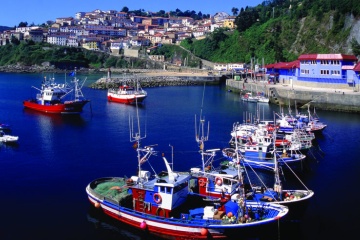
[121,6,129,13]
[10,36,20,45]
[231,7,239,16]
[351,38,360,57]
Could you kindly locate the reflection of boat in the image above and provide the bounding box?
[107,80,147,104]
[86,104,288,239]
[0,130,19,143]
[23,72,90,114]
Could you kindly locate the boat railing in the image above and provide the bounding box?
[120,206,223,225]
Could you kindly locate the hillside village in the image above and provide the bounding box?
[0,9,236,60]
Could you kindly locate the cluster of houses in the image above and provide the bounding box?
[1,9,360,89]
[0,9,235,58]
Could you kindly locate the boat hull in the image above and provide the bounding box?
[86,177,288,239]
[222,148,306,171]
[249,189,314,220]
[23,100,89,114]
[107,93,147,104]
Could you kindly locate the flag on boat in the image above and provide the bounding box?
[132,142,138,149]
[68,71,75,76]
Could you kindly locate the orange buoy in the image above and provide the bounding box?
[94,202,101,208]
[140,221,147,229]
[200,228,208,236]
[227,212,233,218]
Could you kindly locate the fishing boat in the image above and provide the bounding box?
[85,106,289,239]
[243,132,314,219]
[0,130,19,143]
[241,92,258,102]
[255,92,269,103]
[224,122,306,171]
[107,80,147,104]
[190,112,243,201]
[23,72,90,114]
[306,105,327,134]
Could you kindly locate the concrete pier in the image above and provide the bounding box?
[226,79,360,113]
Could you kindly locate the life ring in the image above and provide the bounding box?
[215,177,223,186]
[153,193,162,204]
[199,178,206,187]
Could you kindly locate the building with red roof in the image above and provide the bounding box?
[265,54,359,88]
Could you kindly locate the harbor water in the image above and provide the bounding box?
[0,72,359,240]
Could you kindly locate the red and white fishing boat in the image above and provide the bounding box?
[85,107,288,239]
[107,80,147,104]
[23,72,90,114]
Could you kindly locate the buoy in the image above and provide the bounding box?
[94,202,101,208]
[200,228,208,236]
[140,221,147,229]
[227,212,233,218]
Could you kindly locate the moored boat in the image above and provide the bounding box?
[23,72,90,114]
[256,92,270,103]
[241,92,258,102]
[107,80,147,104]
[85,107,289,239]
[244,133,314,219]
[0,130,19,143]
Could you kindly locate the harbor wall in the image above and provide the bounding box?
[226,79,360,113]
[90,75,221,89]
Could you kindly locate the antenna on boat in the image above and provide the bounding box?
[195,83,210,171]
[169,144,174,170]
[130,98,147,179]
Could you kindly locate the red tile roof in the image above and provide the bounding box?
[265,60,299,69]
[298,54,357,61]
[354,62,360,71]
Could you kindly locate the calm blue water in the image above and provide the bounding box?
[1,72,359,240]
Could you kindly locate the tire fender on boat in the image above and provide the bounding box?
[153,193,162,204]
[156,207,166,217]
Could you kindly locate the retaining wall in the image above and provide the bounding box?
[226,79,360,113]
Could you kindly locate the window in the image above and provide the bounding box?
[320,70,330,75]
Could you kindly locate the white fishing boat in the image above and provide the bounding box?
[0,131,19,143]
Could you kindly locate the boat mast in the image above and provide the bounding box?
[233,123,246,217]
[130,99,147,179]
[195,83,210,171]
[272,112,282,200]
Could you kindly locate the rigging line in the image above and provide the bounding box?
[279,158,310,191]
[246,163,270,191]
